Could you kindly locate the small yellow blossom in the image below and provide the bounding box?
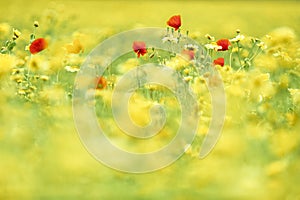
[34,21,39,27]
[29,55,50,72]
[183,68,190,75]
[288,88,300,105]
[66,38,83,54]
[268,27,296,46]
[231,47,239,53]
[165,55,189,71]
[17,89,26,95]
[40,75,50,81]
[10,74,23,83]
[253,73,270,87]
[204,34,215,41]
[278,74,289,88]
[286,113,297,126]
[13,28,21,38]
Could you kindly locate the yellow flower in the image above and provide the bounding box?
[253,73,270,87]
[40,75,50,81]
[231,47,239,53]
[29,55,50,72]
[65,38,83,54]
[268,27,296,46]
[13,28,21,38]
[265,160,287,176]
[0,54,16,78]
[278,74,289,88]
[286,112,297,126]
[204,34,215,41]
[254,54,278,71]
[227,85,245,97]
[183,68,190,75]
[128,93,154,126]
[33,21,39,28]
[288,88,300,105]
[247,71,276,101]
[10,74,23,83]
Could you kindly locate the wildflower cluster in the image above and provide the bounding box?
[1,3,300,198]
[0,7,87,102]
[1,13,299,160]
[204,30,267,70]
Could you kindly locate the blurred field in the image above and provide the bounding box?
[2,0,300,36]
[1,0,300,200]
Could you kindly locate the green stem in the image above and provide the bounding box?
[229,52,232,68]
[249,48,262,61]
[236,41,242,67]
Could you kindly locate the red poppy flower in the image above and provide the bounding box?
[213,57,224,66]
[182,49,195,60]
[167,15,181,31]
[132,41,147,58]
[95,76,107,90]
[29,38,48,54]
[216,39,231,51]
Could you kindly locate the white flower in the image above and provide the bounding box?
[162,35,178,43]
[65,65,80,72]
[183,76,193,82]
[230,34,245,42]
[256,41,267,49]
[184,44,199,52]
[205,43,222,51]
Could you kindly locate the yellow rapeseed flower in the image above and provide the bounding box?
[29,55,50,72]
[268,27,296,46]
